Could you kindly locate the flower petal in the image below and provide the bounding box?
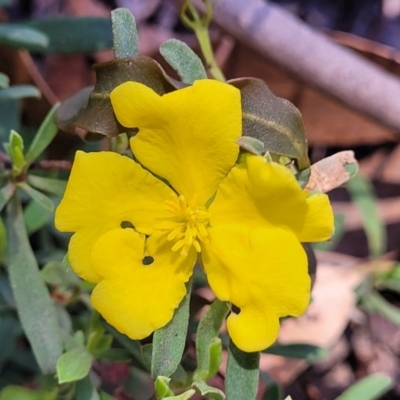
[202,225,310,352]
[55,151,174,282]
[299,193,334,242]
[209,155,334,242]
[110,80,242,205]
[91,229,196,339]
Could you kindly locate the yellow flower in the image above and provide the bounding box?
[55,80,333,352]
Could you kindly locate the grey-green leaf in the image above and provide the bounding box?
[194,299,229,380]
[25,104,59,166]
[0,24,48,50]
[335,373,392,400]
[160,39,207,84]
[27,175,66,197]
[0,85,41,100]
[57,346,93,383]
[229,78,310,170]
[263,343,327,361]
[192,381,225,400]
[6,194,62,373]
[27,17,112,54]
[151,279,192,378]
[225,341,259,400]
[23,199,52,235]
[19,182,54,211]
[0,182,15,213]
[111,8,138,59]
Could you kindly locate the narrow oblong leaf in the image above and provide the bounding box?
[335,373,392,400]
[0,85,41,100]
[27,17,112,54]
[194,299,229,380]
[0,24,48,50]
[27,175,66,197]
[111,8,138,59]
[57,346,93,383]
[25,104,59,166]
[263,343,327,361]
[23,199,52,235]
[225,341,259,400]
[362,290,400,327]
[346,174,385,257]
[0,182,15,212]
[6,194,62,373]
[160,39,207,84]
[19,182,54,211]
[229,78,310,170]
[63,56,181,136]
[151,279,192,378]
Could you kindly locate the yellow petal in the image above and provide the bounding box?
[91,229,196,339]
[110,80,242,205]
[55,151,174,282]
[299,193,334,242]
[202,225,310,352]
[209,155,334,242]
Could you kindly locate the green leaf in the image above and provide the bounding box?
[194,299,229,380]
[155,376,174,398]
[104,322,147,369]
[9,129,25,174]
[55,87,92,133]
[263,343,327,361]
[346,174,385,257]
[164,391,196,400]
[296,167,311,189]
[225,341,260,400]
[0,182,15,212]
[160,39,207,84]
[6,194,62,373]
[25,104,59,166]
[75,376,101,400]
[0,386,43,400]
[41,261,80,288]
[260,373,283,400]
[335,373,392,400]
[57,346,93,384]
[0,98,20,143]
[192,381,225,400]
[27,17,112,53]
[362,290,400,327]
[62,56,180,136]
[111,8,138,59]
[151,279,192,378]
[0,85,41,100]
[0,24,48,50]
[236,136,265,155]
[229,78,310,170]
[23,199,52,235]
[0,72,9,89]
[27,175,66,197]
[19,182,54,211]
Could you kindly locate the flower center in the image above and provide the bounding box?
[154,194,210,256]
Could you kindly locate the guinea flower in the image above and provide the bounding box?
[55,79,334,352]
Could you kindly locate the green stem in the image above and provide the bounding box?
[180,0,225,82]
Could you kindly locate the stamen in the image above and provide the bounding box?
[154,193,210,257]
